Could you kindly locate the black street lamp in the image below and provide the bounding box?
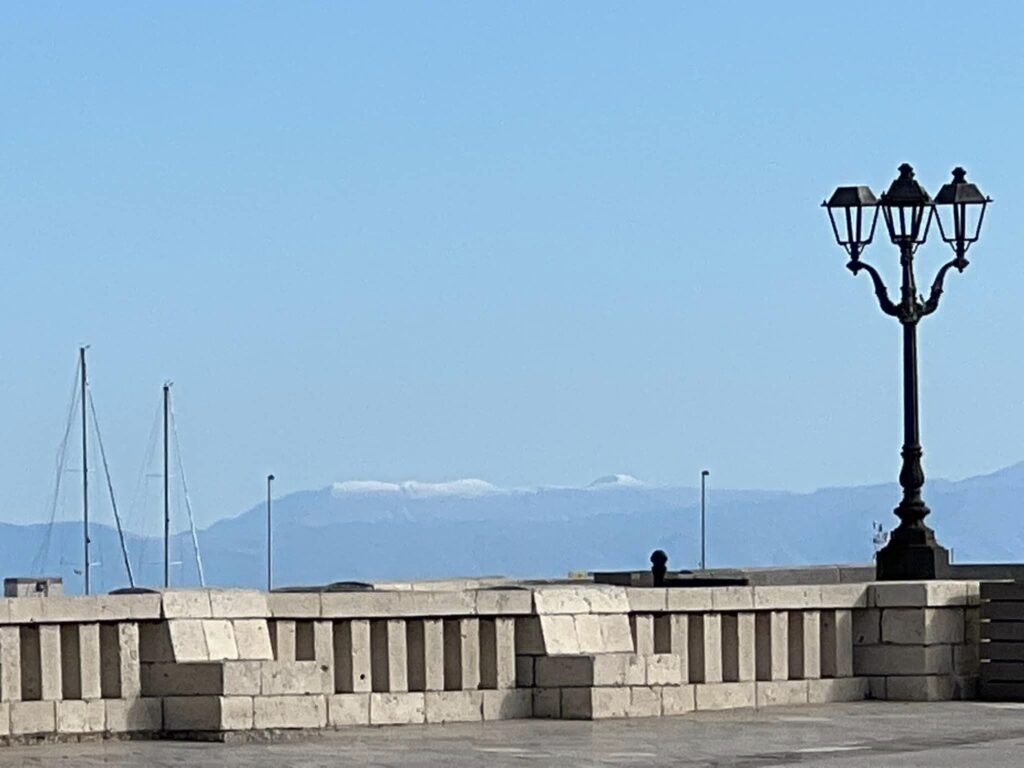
[824,164,991,581]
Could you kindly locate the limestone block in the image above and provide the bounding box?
[77,623,103,699]
[532,688,561,719]
[122,594,163,620]
[321,591,402,619]
[807,677,869,703]
[7,597,45,624]
[646,654,683,685]
[576,614,633,654]
[628,685,662,718]
[626,588,667,613]
[327,693,370,726]
[885,675,957,701]
[168,619,210,662]
[660,685,695,715]
[138,622,174,664]
[442,618,479,691]
[666,589,713,612]
[711,587,755,612]
[532,587,592,615]
[384,619,409,692]
[396,591,476,618]
[571,686,630,719]
[261,660,323,695]
[954,643,980,677]
[232,620,274,661]
[754,611,788,682]
[756,680,808,707]
[482,689,532,720]
[752,585,823,611]
[854,645,954,676]
[695,614,723,684]
[695,682,756,711]
[164,695,253,731]
[118,623,142,698]
[853,608,881,645]
[515,617,545,655]
[142,662,220,696]
[631,614,655,655]
[104,698,162,733]
[0,626,21,701]
[425,690,483,723]
[474,588,533,616]
[868,676,887,699]
[871,581,975,609]
[203,619,239,661]
[39,624,62,700]
[535,653,645,687]
[313,620,334,694]
[10,701,56,735]
[268,592,320,619]
[516,656,534,688]
[407,618,444,692]
[493,618,516,689]
[0,703,10,736]
[881,608,965,645]
[56,699,105,734]
[209,589,268,619]
[334,619,372,693]
[818,584,869,609]
[161,589,213,619]
[965,606,981,646]
[273,620,296,662]
[583,587,630,614]
[369,692,425,725]
[788,611,821,680]
[253,694,327,729]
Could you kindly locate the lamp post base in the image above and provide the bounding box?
[875,522,950,581]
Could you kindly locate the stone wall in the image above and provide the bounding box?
[0,578,992,742]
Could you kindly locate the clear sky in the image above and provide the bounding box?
[1,3,1022,531]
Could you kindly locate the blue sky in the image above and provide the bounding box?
[1,3,1022,531]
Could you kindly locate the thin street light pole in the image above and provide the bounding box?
[267,474,275,592]
[700,469,709,571]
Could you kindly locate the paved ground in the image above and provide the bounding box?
[4,702,1024,766]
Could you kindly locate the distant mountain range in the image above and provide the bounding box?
[8,464,1024,593]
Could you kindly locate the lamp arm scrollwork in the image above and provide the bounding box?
[847,259,899,317]
[920,258,963,317]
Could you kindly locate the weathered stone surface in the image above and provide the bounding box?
[561,686,629,719]
[261,660,323,695]
[55,699,105,733]
[209,589,268,619]
[625,587,667,613]
[267,592,320,619]
[253,694,326,729]
[534,587,628,615]
[233,619,274,660]
[695,682,755,711]
[881,608,965,646]
[39,624,62,700]
[660,684,695,715]
[752,586,822,611]
[168,619,209,662]
[369,692,426,725]
[327,693,370,726]
[756,680,808,707]
[532,688,560,719]
[425,690,483,723]
[514,617,545,655]
[164,695,253,731]
[104,698,162,733]
[161,590,213,619]
[0,626,21,701]
[203,619,239,661]
[515,655,534,688]
[10,701,56,735]
[628,686,662,717]
[853,608,881,645]
[482,689,532,720]
[142,662,222,696]
[139,622,174,664]
[885,675,957,701]
[666,589,713,612]
[474,589,533,616]
[871,581,977,609]
[535,654,645,688]
[818,584,869,609]
[711,587,755,612]
[631,614,655,655]
[539,615,580,655]
[854,645,954,676]
[78,623,103,700]
[646,654,683,686]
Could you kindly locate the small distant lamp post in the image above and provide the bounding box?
[824,164,991,580]
[700,469,710,571]
[267,474,275,592]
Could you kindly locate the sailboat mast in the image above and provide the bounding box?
[163,382,171,589]
[81,346,90,596]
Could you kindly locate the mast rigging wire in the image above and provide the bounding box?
[87,389,135,588]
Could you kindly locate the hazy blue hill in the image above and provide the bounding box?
[9,467,1024,592]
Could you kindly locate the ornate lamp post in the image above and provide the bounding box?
[824,164,991,580]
